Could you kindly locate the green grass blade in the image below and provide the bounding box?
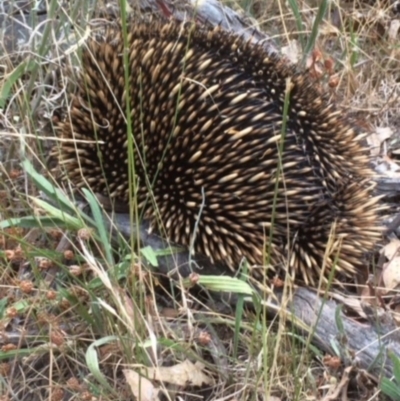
[86,336,120,395]
[29,197,84,229]
[303,0,329,62]
[287,0,306,50]
[22,159,84,218]
[82,188,114,266]
[0,61,35,108]
[0,216,69,229]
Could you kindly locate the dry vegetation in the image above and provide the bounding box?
[0,0,399,400]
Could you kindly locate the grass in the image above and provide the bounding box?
[0,0,399,400]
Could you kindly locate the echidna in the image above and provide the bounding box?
[58,20,382,286]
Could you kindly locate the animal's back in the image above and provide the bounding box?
[59,21,382,286]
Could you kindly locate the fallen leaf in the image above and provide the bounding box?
[367,127,393,156]
[381,238,400,260]
[376,127,393,143]
[382,257,400,291]
[142,359,214,387]
[123,369,160,401]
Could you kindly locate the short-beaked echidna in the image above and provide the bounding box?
[58,20,382,286]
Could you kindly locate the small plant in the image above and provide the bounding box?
[381,352,400,400]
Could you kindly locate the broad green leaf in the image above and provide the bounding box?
[381,378,400,400]
[141,246,158,267]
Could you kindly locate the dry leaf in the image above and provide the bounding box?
[142,359,214,387]
[381,238,400,260]
[123,369,160,401]
[382,257,400,291]
[366,133,381,156]
[367,127,393,156]
[376,127,393,143]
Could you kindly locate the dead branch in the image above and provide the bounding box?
[104,211,400,381]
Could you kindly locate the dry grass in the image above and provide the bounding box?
[0,0,399,400]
